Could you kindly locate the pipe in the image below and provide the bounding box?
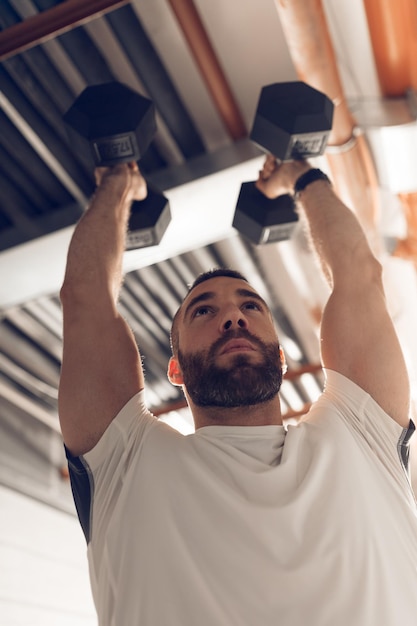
[275,0,355,146]
[326,132,380,238]
[363,0,416,95]
[274,0,380,238]
[394,192,417,269]
[0,0,130,61]
[166,0,247,141]
[363,0,417,264]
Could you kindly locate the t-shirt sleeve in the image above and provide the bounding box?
[65,390,157,543]
[314,369,415,494]
[83,390,156,471]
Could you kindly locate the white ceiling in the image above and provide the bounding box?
[0,0,393,309]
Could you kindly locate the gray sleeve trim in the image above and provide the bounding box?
[65,445,95,544]
[397,419,415,476]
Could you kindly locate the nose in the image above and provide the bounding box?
[220,307,248,333]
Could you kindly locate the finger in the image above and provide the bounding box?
[94,166,108,185]
[259,167,272,181]
[255,177,267,192]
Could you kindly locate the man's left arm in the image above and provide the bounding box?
[257,156,410,428]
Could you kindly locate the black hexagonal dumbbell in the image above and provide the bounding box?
[233,81,334,245]
[63,81,171,250]
[233,184,298,245]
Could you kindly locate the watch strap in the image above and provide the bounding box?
[294,168,331,198]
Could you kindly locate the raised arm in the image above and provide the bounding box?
[59,163,146,456]
[257,156,410,428]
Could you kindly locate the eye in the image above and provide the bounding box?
[242,300,262,311]
[193,305,213,318]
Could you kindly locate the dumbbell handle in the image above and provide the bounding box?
[127,187,171,250]
[92,132,141,167]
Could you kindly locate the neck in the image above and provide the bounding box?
[190,395,283,429]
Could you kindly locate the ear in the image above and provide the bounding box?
[279,346,287,376]
[167,356,184,386]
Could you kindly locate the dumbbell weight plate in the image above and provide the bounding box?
[233,182,298,245]
[126,186,171,250]
[63,82,156,166]
[250,81,334,161]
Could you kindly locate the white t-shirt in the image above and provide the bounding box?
[67,370,417,626]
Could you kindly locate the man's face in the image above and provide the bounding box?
[169,277,284,408]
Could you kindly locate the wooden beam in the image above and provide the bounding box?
[0,0,130,61]
[167,0,247,141]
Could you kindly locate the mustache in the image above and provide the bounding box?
[208,328,267,360]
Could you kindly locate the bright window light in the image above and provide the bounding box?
[159,409,195,434]
[299,373,322,402]
[280,336,303,361]
[280,380,305,411]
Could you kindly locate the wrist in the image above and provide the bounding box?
[286,161,312,191]
[100,174,136,205]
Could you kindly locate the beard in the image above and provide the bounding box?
[178,329,283,408]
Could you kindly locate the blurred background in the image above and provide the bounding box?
[1,1,417,623]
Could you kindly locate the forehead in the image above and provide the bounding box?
[180,277,265,319]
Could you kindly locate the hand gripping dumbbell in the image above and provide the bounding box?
[63,82,171,250]
[233,81,334,244]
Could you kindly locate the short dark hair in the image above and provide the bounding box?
[188,268,248,291]
[170,268,249,355]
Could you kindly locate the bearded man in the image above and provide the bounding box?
[59,157,417,626]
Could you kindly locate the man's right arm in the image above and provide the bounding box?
[59,164,146,457]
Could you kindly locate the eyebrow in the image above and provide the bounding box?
[183,288,267,320]
[183,291,215,320]
[236,288,267,306]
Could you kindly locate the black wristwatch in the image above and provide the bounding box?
[294,168,331,199]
